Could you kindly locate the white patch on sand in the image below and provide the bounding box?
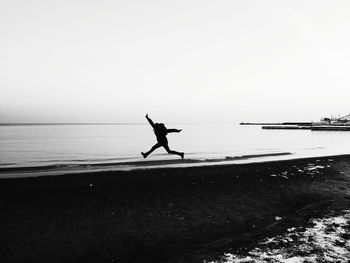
[306,165,325,171]
[270,172,288,179]
[209,210,350,263]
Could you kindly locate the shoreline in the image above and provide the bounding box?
[1,155,350,262]
[2,152,350,179]
[0,152,293,171]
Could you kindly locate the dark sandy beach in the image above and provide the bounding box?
[1,155,350,262]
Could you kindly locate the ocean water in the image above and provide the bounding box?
[1,123,350,177]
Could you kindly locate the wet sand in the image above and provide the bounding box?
[1,155,350,262]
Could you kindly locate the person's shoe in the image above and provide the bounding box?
[180,152,184,159]
[141,152,147,158]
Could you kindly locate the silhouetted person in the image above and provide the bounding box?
[142,114,184,159]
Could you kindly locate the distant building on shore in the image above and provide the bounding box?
[320,114,350,125]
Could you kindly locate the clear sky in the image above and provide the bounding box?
[1,0,350,123]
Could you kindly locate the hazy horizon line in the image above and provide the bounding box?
[0,122,237,126]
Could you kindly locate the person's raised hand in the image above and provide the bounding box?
[145,114,149,118]
[178,129,182,132]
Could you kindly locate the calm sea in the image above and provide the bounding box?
[1,123,350,177]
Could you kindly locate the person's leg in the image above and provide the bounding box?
[163,144,184,159]
[142,143,161,158]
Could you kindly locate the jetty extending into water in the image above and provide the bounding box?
[261,125,350,131]
[311,126,350,131]
[240,122,312,126]
[241,114,350,131]
[261,125,311,130]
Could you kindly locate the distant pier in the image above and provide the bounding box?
[241,121,350,131]
[240,122,312,126]
[240,122,283,125]
[261,125,350,131]
[262,125,311,130]
[311,126,350,131]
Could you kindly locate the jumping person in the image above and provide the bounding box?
[142,114,184,159]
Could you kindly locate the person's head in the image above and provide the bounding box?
[155,123,166,131]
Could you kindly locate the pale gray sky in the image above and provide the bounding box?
[1,0,350,123]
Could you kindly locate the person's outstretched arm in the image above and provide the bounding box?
[145,114,155,128]
[166,129,182,133]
